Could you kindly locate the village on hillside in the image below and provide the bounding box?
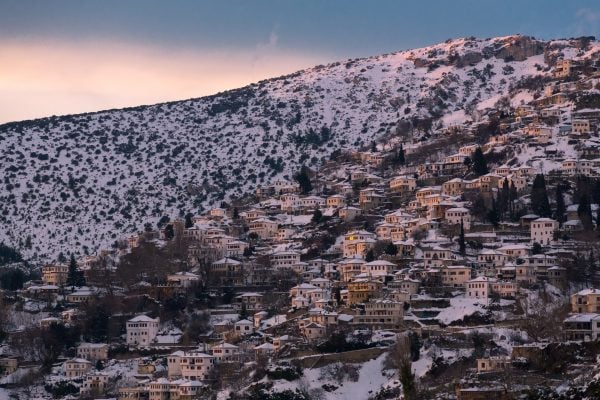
[2,51,600,399]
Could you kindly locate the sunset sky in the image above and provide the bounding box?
[1,0,599,123]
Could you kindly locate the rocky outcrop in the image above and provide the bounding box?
[492,35,545,61]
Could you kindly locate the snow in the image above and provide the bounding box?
[268,353,390,400]
[435,296,487,325]
[0,34,583,260]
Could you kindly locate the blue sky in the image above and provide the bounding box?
[1,0,599,122]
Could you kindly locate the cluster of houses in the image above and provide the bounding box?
[2,55,600,398]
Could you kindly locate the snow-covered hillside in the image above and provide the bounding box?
[0,35,597,259]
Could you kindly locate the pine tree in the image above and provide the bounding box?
[472,194,488,221]
[397,144,405,165]
[578,193,593,230]
[239,303,248,320]
[232,207,239,220]
[400,360,417,400]
[294,166,312,194]
[554,185,566,226]
[499,179,510,217]
[365,249,375,262]
[385,242,398,256]
[164,224,175,240]
[531,174,551,217]
[459,219,466,256]
[487,197,500,228]
[66,254,84,287]
[311,208,322,224]
[509,181,518,217]
[592,179,600,204]
[472,147,489,176]
[184,213,194,228]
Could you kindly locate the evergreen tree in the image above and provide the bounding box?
[334,287,342,305]
[384,242,398,256]
[578,193,594,230]
[365,249,375,262]
[554,185,566,226]
[408,332,421,362]
[592,179,600,204]
[232,207,239,220]
[397,144,405,165]
[531,242,542,255]
[499,179,510,217]
[66,254,85,287]
[487,197,500,228]
[164,224,175,240]
[66,254,78,287]
[370,141,377,152]
[472,147,489,176]
[531,174,551,217]
[458,219,466,256]
[509,181,518,217]
[294,166,312,194]
[596,207,600,231]
[239,302,248,320]
[400,361,417,400]
[472,194,488,221]
[311,208,322,224]
[184,213,194,228]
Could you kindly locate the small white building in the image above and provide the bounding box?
[339,206,362,221]
[64,358,92,378]
[77,343,109,362]
[465,276,495,299]
[211,343,240,362]
[270,251,301,269]
[80,373,110,396]
[179,352,216,381]
[445,207,471,230]
[233,319,255,336]
[530,217,558,245]
[389,176,417,193]
[126,315,159,346]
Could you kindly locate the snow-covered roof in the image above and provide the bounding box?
[129,315,158,322]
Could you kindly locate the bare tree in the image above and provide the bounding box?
[519,285,570,342]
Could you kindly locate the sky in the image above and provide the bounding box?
[1,0,600,124]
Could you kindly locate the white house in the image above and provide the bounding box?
[465,276,495,299]
[270,251,301,269]
[77,343,109,361]
[444,207,471,230]
[65,358,92,378]
[211,343,240,362]
[389,176,417,193]
[530,217,558,245]
[248,218,279,239]
[179,352,216,381]
[126,315,159,346]
[233,319,255,336]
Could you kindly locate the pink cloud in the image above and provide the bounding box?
[0,38,329,123]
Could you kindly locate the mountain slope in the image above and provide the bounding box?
[1,35,598,259]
